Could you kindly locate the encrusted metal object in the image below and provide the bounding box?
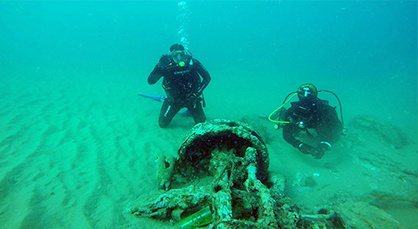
[131,119,343,228]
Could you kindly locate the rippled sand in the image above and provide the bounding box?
[0,76,179,228]
[0,76,416,228]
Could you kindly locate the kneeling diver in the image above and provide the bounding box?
[269,83,344,159]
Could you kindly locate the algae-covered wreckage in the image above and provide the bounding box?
[131,120,345,228]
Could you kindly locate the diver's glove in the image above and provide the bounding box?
[312,142,332,159]
[297,143,316,155]
[190,87,203,98]
[319,141,332,151]
[185,90,203,101]
[158,55,175,73]
[196,86,204,95]
[311,149,325,159]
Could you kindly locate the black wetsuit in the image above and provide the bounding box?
[148,54,211,128]
[283,98,342,149]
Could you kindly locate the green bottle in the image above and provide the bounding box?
[177,206,213,228]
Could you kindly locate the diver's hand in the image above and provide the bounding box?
[318,142,332,151]
[185,91,201,100]
[311,142,331,159]
[297,143,315,155]
[196,86,204,96]
[188,88,203,99]
[157,56,176,73]
[311,149,325,159]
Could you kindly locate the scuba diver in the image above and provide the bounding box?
[269,83,343,159]
[148,44,211,128]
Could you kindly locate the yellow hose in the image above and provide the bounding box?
[268,93,297,124]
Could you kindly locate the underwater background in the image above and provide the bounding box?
[0,1,416,228]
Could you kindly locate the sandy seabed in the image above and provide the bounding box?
[0,75,416,229]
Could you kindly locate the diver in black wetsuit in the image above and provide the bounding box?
[148,44,211,128]
[283,84,342,159]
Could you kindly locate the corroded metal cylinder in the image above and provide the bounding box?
[176,119,269,184]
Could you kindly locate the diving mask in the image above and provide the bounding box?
[297,83,318,100]
[170,50,190,67]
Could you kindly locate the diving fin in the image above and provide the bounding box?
[138,93,166,103]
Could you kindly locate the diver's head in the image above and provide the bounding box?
[297,83,318,101]
[169,43,185,52]
[169,44,190,67]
